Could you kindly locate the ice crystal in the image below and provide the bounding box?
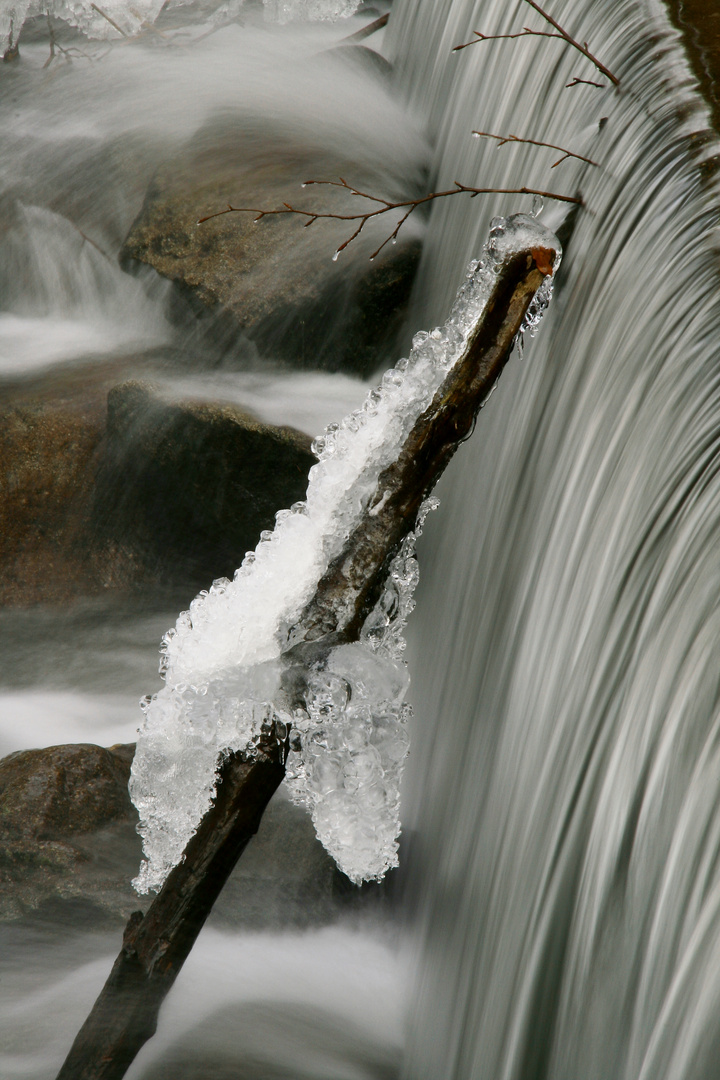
[130,213,561,893]
[263,0,361,23]
[1,0,167,51]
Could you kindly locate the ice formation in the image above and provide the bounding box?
[129,213,561,892]
[1,0,166,51]
[263,0,361,23]
[0,0,251,51]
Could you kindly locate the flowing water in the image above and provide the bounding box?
[2,0,720,1076]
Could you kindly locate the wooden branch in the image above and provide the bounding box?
[453,0,619,87]
[55,736,287,1080]
[294,245,556,644]
[55,228,560,1080]
[471,129,599,168]
[341,11,389,43]
[199,178,580,260]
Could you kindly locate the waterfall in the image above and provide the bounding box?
[387,2,720,1079]
[2,1,720,1077]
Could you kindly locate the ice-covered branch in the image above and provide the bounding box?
[55,213,561,1080]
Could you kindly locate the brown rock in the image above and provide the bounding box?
[0,742,142,921]
[0,392,104,606]
[0,742,135,841]
[93,380,317,589]
[0,369,317,604]
[120,116,421,377]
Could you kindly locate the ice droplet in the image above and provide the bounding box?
[332,251,340,262]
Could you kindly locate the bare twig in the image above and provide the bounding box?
[341,11,389,43]
[523,0,619,86]
[454,0,619,87]
[454,28,568,52]
[91,2,128,37]
[566,76,606,89]
[198,177,581,261]
[472,129,599,168]
[43,14,97,67]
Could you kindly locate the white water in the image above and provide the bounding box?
[2,0,720,1077]
[389,2,720,1079]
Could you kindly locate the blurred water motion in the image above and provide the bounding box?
[3,0,720,1077]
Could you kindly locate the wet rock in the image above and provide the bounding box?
[120,117,421,377]
[0,742,141,921]
[0,367,317,604]
[0,742,135,840]
[0,389,105,606]
[667,0,720,134]
[93,380,316,590]
[0,739,338,928]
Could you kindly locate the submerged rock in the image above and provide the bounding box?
[120,117,421,377]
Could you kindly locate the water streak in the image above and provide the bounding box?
[388,2,720,1078]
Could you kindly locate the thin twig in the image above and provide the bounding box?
[198,177,582,261]
[44,14,97,66]
[522,0,619,86]
[454,0,619,87]
[91,2,128,36]
[566,76,605,89]
[70,221,112,261]
[454,28,566,52]
[472,129,599,168]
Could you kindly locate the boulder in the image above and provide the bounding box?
[93,380,316,589]
[0,370,317,604]
[0,389,105,606]
[0,741,135,840]
[0,741,141,921]
[120,116,421,377]
[0,740,339,928]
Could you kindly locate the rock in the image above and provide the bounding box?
[0,368,317,604]
[0,389,105,606]
[93,380,316,590]
[0,742,142,921]
[120,115,421,377]
[0,742,135,841]
[0,740,339,928]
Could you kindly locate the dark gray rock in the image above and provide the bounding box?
[93,380,316,591]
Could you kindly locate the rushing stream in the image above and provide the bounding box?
[2,0,720,1077]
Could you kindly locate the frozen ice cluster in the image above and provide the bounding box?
[1,0,166,51]
[263,0,361,23]
[130,213,561,893]
[0,0,250,52]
